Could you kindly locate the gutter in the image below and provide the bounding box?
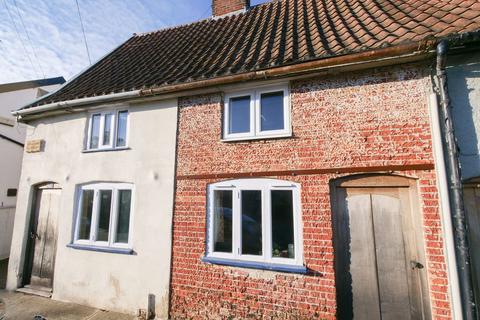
[13,40,434,121]
[12,90,142,118]
[435,40,477,320]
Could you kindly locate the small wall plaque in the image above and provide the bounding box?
[26,139,44,153]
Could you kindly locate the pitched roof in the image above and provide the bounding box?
[24,0,480,109]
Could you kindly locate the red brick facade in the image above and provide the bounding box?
[212,0,250,16]
[170,64,452,319]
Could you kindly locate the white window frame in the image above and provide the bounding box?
[86,108,130,151]
[74,182,134,249]
[223,91,255,140]
[206,179,303,266]
[223,84,291,141]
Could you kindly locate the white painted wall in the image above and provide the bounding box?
[447,53,480,180]
[6,99,178,318]
[0,83,62,261]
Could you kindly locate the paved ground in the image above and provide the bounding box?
[0,260,7,289]
[0,290,135,320]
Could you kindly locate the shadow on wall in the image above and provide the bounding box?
[448,59,480,181]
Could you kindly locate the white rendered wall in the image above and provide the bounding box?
[7,99,178,318]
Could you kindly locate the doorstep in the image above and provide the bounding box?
[17,285,52,298]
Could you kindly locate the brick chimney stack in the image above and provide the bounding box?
[212,0,250,17]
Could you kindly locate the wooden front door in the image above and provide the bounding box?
[332,176,430,320]
[463,182,480,316]
[26,184,61,289]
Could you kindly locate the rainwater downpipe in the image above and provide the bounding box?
[436,40,477,320]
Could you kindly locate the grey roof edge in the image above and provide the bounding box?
[0,77,66,94]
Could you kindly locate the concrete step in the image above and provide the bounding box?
[23,285,52,293]
[16,286,52,298]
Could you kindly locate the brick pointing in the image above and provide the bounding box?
[212,0,250,16]
[171,64,451,319]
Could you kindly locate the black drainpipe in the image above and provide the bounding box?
[436,40,477,320]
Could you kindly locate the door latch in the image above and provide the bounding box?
[410,261,424,270]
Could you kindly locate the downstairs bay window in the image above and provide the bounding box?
[72,183,134,252]
[204,179,304,272]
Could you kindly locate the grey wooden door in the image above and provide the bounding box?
[334,185,428,320]
[29,185,60,289]
[463,184,480,316]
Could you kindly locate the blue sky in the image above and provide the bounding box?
[0,0,269,84]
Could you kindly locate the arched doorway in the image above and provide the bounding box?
[330,174,430,320]
[20,182,61,297]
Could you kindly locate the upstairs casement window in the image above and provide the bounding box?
[223,85,291,141]
[74,183,134,249]
[86,110,129,151]
[206,179,303,267]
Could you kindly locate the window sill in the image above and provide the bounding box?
[82,147,130,153]
[67,243,134,255]
[202,256,307,274]
[222,132,293,143]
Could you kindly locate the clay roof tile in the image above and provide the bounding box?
[24,0,480,108]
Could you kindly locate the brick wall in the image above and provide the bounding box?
[170,64,451,319]
[212,0,250,16]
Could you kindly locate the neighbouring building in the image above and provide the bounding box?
[5,0,480,319]
[0,77,64,288]
[447,49,480,317]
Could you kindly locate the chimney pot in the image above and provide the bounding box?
[212,0,250,17]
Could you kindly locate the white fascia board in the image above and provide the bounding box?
[12,90,142,117]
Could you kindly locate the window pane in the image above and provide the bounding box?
[115,190,131,244]
[271,190,295,258]
[97,190,112,242]
[89,114,101,149]
[116,111,128,147]
[213,190,232,253]
[229,96,250,134]
[241,190,262,256]
[102,114,113,146]
[78,190,94,240]
[260,91,285,131]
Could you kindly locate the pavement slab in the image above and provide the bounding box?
[0,290,135,320]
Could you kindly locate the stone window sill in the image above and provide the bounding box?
[202,256,307,274]
[82,147,131,154]
[67,243,134,255]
